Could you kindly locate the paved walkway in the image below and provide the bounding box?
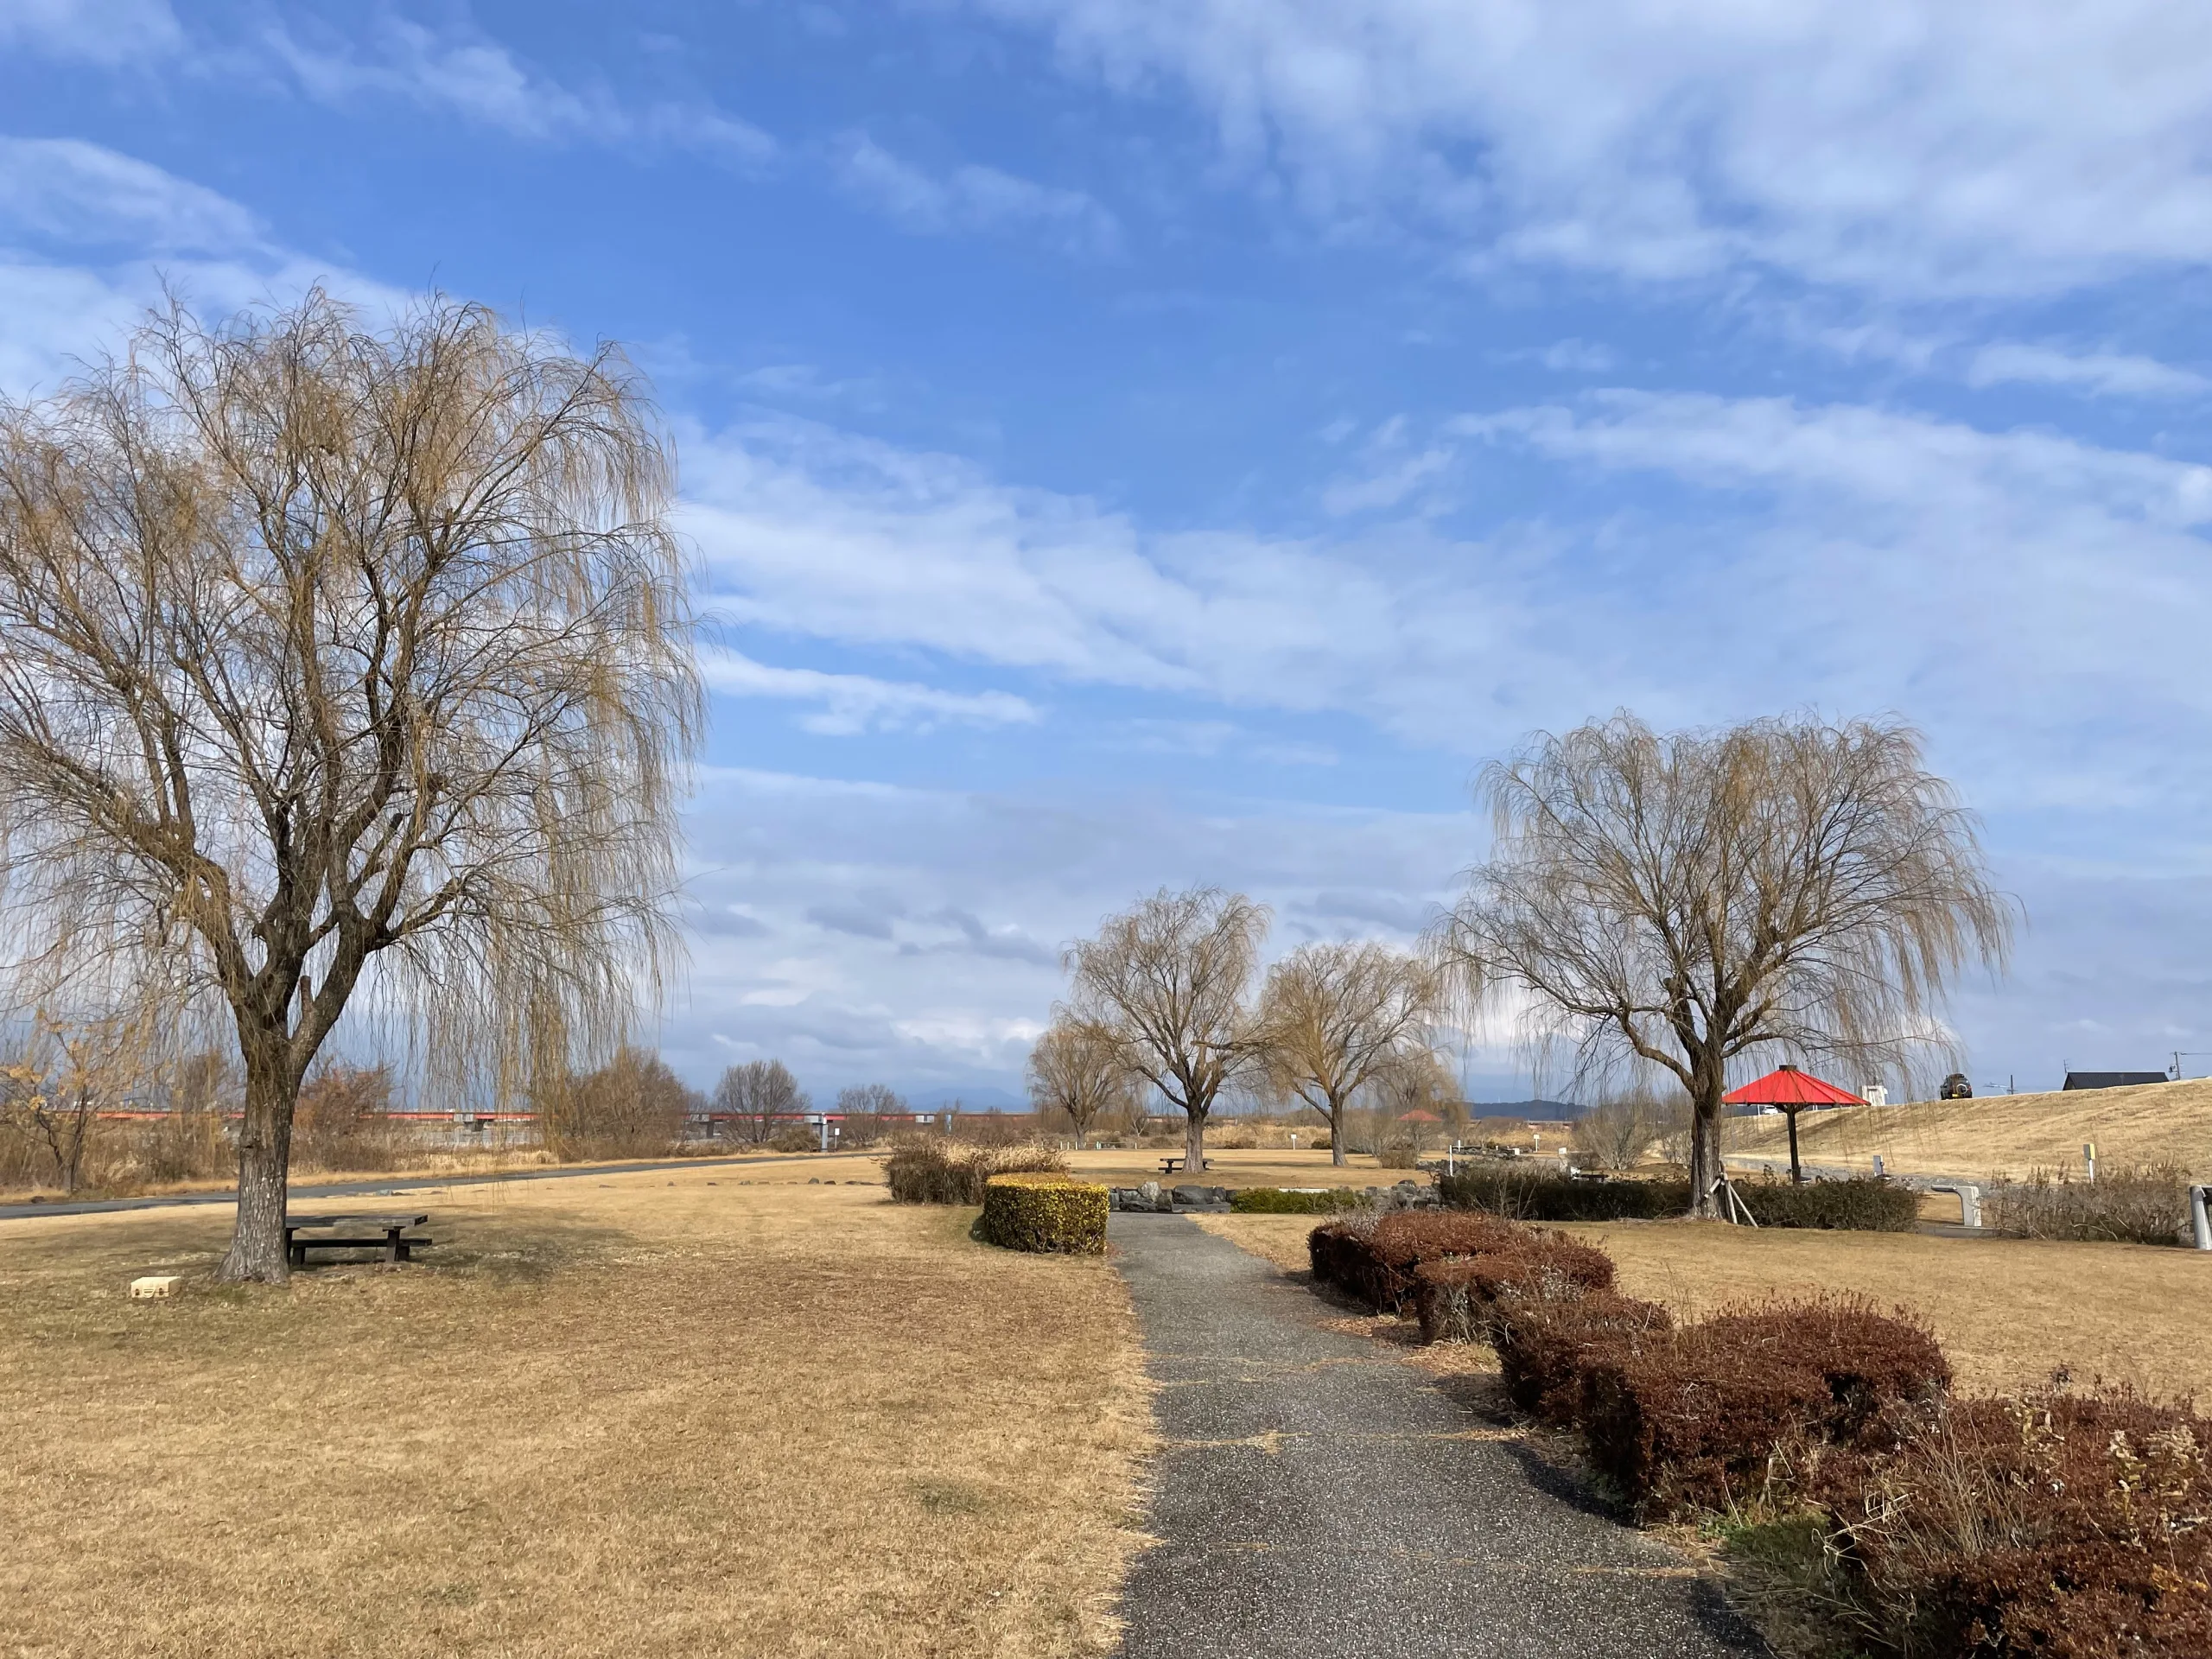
[1110,1213,1765,1658]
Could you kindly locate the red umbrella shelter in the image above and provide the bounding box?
[1724,1065,1866,1185]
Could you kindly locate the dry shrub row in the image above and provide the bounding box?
[1983,1162,2195,1246]
[882,1140,1065,1205]
[1307,1210,1530,1312]
[1828,1384,2212,1659]
[1410,1241,1618,1343]
[1439,1165,1918,1230]
[1310,1208,2212,1655]
[1580,1297,1950,1519]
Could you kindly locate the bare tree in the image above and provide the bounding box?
[545,1046,689,1160]
[715,1058,808,1145]
[1433,713,2011,1217]
[1026,1016,1132,1145]
[292,1061,399,1173]
[0,1013,151,1194]
[1255,942,1440,1167]
[835,1082,906,1147]
[0,291,700,1280]
[1065,887,1269,1172]
[1570,1093,1661,1173]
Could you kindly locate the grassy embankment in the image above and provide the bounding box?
[0,1156,1147,1657]
[1726,1075,2212,1180]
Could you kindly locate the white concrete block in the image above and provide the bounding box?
[129,1274,182,1299]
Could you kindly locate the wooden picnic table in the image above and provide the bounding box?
[1158,1156,1211,1175]
[283,1211,432,1267]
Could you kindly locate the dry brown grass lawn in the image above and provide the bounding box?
[0,1156,1147,1656]
[1192,1212,2212,1402]
[1727,1076,2212,1181]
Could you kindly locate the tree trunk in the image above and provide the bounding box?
[1785,1107,1803,1185]
[1330,1096,1347,1167]
[218,1038,296,1284]
[1184,1107,1206,1174]
[1687,1076,1727,1218]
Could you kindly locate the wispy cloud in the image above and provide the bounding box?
[1966,342,2209,399]
[265,17,775,166]
[0,0,180,64]
[0,137,264,252]
[975,0,2212,297]
[835,134,1120,256]
[699,646,1040,734]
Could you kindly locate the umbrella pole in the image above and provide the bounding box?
[1786,1106,1802,1185]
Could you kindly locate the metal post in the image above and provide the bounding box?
[2084,1141,2096,1183]
[2191,1185,2210,1252]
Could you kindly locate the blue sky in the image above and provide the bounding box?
[5,0,2211,1104]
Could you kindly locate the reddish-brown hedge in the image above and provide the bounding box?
[1836,1386,2212,1659]
[1580,1295,1950,1519]
[1490,1290,1675,1421]
[1327,1211,1531,1311]
[1410,1236,1618,1343]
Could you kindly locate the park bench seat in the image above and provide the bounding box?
[284,1211,433,1266]
[1158,1156,1212,1174]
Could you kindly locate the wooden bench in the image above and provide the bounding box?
[284,1212,433,1267]
[1158,1156,1211,1175]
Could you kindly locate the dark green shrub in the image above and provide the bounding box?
[976,1173,1108,1254]
[1441,1166,1917,1231]
[1441,1165,1689,1220]
[883,1141,1065,1205]
[1736,1178,1919,1231]
[1230,1185,1364,1214]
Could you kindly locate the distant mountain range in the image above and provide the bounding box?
[1468,1099,1584,1122]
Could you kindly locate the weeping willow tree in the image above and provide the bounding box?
[1433,713,2012,1217]
[0,290,701,1281]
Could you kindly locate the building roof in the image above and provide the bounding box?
[2062,1071,2169,1090]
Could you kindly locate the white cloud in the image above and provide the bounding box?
[835,135,1121,256]
[972,0,2212,296]
[679,412,1541,730]
[267,17,775,164]
[1965,342,2209,400]
[699,646,1040,734]
[667,765,1468,1093]
[0,0,179,63]
[681,391,2212,852]
[0,137,263,252]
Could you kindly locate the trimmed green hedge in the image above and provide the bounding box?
[977,1173,1109,1254]
[1438,1166,1917,1231]
[1229,1185,1366,1214]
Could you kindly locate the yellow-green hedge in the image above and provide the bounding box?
[978,1173,1109,1255]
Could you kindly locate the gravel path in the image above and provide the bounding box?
[1109,1213,1766,1658]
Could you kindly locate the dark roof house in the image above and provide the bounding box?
[2062,1071,2169,1090]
